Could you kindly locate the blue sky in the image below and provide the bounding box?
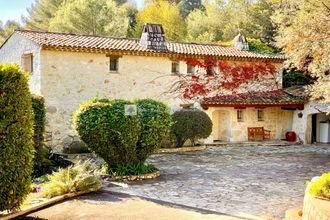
[0,0,143,24]
[0,0,34,23]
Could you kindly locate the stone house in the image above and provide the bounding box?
[0,24,310,151]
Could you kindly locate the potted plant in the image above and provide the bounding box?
[302,172,330,219]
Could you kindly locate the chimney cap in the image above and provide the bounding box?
[233,32,249,51]
[142,23,165,34]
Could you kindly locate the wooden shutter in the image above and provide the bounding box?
[22,53,33,73]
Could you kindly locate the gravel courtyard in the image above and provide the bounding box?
[108,145,330,219]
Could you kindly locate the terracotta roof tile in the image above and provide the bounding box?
[12,30,285,61]
[202,89,307,106]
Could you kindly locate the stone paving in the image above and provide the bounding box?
[107,145,330,219]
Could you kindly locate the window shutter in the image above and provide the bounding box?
[22,53,33,73]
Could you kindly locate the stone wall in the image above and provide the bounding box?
[40,50,185,151]
[0,33,41,94]
[205,106,293,142]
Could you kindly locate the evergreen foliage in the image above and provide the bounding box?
[0,63,34,211]
[171,108,212,147]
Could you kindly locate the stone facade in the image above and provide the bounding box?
[0,33,41,94]
[0,32,302,151]
[40,50,186,151]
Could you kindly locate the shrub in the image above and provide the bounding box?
[73,99,142,169]
[307,172,330,200]
[73,98,172,172]
[31,95,54,178]
[0,63,34,211]
[40,160,102,198]
[172,108,212,147]
[283,71,312,88]
[135,99,172,161]
[108,163,158,177]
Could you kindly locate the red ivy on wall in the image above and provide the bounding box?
[169,57,279,100]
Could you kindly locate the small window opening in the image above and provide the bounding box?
[187,64,195,74]
[171,61,179,74]
[109,57,119,72]
[237,109,244,122]
[257,109,264,121]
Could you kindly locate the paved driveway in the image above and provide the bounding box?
[108,145,330,219]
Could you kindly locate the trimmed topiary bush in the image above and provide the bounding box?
[0,63,34,211]
[73,98,172,174]
[73,99,142,169]
[172,108,212,147]
[135,99,172,161]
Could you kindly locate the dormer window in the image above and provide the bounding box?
[22,53,33,73]
[171,61,179,74]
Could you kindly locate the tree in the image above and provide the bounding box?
[185,2,224,43]
[135,1,186,41]
[178,0,205,18]
[272,0,330,106]
[0,20,21,44]
[243,0,276,44]
[49,0,130,37]
[24,0,65,31]
[186,0,274,43]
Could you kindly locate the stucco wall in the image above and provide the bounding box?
[205,107,293,142]
[40,50,187,151]
[292,102,330,143]
[0,33,41,94]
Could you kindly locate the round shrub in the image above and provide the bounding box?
[135,99,172,161]
[0,63,34,211]
[172,108,212,147]
[73,98,172,172]
[73,99,142,169]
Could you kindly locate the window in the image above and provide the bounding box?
[171,61,179,74]
[109,56,119,72]
[22,53,33,73]
[257,109,264,121]
[187,64,195,74]
[237,109,244,122]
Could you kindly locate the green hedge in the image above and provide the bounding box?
[73,98,172,171]
[172,108,212,147]
[0,63,34,211]
[31,95,53,178]
[32,95,45,150]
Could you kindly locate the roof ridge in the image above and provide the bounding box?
[16,29,231,48]
[9,29,285,60]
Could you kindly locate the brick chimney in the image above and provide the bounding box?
[140,23,167,51]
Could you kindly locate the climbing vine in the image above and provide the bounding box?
[169,57,279,100]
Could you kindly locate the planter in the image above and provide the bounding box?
[286,131,297,142]
[157,145,207,153]
[302,191,330,220]
[106,170,161,181]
